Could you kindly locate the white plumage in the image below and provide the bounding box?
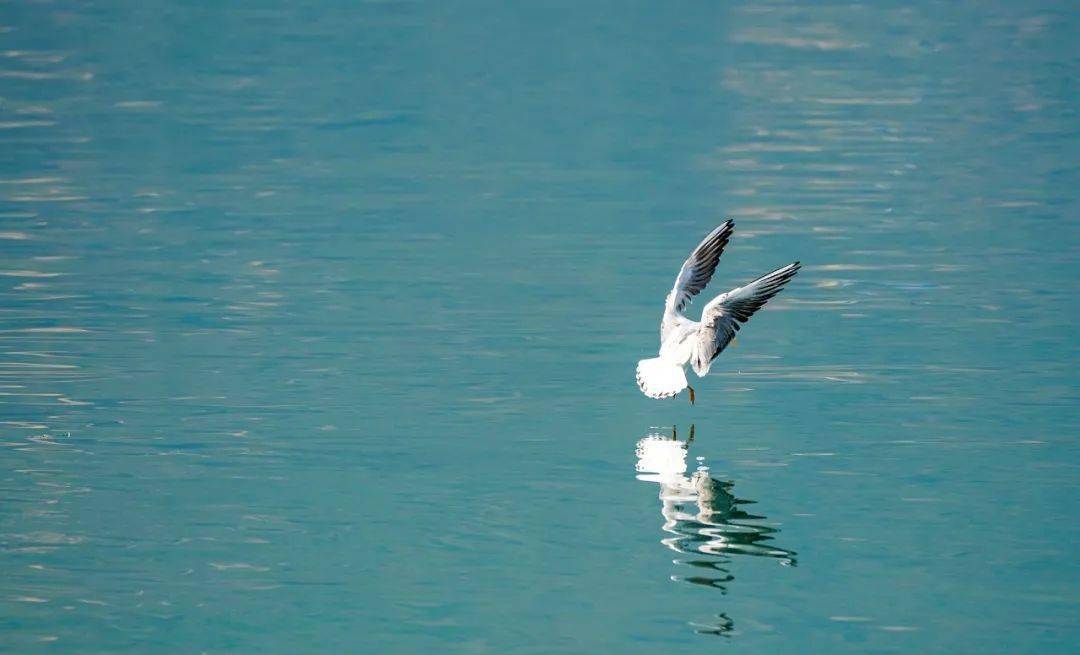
[636,220,799,402]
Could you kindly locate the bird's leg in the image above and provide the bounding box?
[687,385,696,405]
[672,424,677,440]
[687,424,696,446]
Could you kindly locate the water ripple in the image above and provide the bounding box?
[636,427,796,637]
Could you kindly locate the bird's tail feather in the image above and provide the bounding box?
[636,357,688,399]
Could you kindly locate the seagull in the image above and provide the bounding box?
[636,220,799,403]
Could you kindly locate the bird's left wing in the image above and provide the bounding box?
[691,262,800,376]
[661,220,735,341]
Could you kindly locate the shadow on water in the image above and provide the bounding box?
[635,425,796,637]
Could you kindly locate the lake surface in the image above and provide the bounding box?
[1,1,1077,652]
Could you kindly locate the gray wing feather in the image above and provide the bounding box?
[691,262,800,375]
[661,220,735,342]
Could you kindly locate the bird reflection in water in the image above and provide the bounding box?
[635,425,796,637]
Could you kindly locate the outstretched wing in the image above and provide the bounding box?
[661,220,735,342]
[691,262,800,376]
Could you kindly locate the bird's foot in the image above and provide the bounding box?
[687,385,696,405]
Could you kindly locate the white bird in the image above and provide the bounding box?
[636,220,799,403]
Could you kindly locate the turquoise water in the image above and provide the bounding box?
[1,1,1077,652]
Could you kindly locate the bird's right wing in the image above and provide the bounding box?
[661,220,735,342]
[691,262,800,376]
